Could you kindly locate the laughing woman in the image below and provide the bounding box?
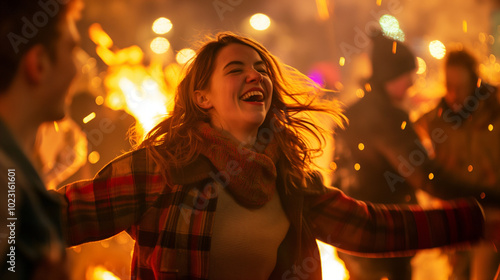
[58,33,494,280]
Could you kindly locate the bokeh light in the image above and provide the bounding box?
[176,48,196,65]
[95,96,104,106]
[416,57,427,75]
[355,88,365,98]
[429,40,446,59]
[152,17,173,35]
[379,14,405,42]
[150,37,170,54]
[250,13,271,31]
[88,151,100,164]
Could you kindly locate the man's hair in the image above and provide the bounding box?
[0,0,74,92]
[445,49,479,87]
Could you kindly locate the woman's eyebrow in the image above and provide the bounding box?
[223,60,266,70]
[223,61,244,70]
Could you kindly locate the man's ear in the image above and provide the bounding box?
[23,45,50,85]
[194,90,213,109]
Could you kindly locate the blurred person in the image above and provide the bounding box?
[57,32,500,280]
[0,0,81,279]
[415,49,500,280]
[333,34,500,280]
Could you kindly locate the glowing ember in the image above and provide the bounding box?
[339,57,345,66]
[354,163,361,171]
[83,112,96,124]
[467,165,473,172]
[358,143,365,151]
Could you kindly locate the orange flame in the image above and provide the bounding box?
[317,240,350,279]
[91,25,177,140]
[86,265,120,280]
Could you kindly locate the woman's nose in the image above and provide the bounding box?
[247,69,263,83]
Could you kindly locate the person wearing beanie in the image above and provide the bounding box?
[370,33,417,86]
[332,35,500,279]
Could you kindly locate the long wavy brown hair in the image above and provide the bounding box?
[138,32,345,191]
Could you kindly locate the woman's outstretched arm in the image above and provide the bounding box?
[306,186,484,257]
[56,148,167,246]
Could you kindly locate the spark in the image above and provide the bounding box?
[83,112,96,124]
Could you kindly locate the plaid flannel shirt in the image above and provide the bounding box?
[57,147,485,280]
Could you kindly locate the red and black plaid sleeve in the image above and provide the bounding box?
[57,148,167,246]
[307,187,484,257]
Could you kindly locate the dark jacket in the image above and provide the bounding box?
[334,85,500,205]
[415,83,500,195]
[0,119,67,279]
[333,86,419,204]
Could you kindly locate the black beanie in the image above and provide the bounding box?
[370,34,416,84]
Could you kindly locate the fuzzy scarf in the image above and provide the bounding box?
[196,122,279,207]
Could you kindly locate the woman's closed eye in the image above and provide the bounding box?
[257,69,269,75]
[227,69,243,74]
